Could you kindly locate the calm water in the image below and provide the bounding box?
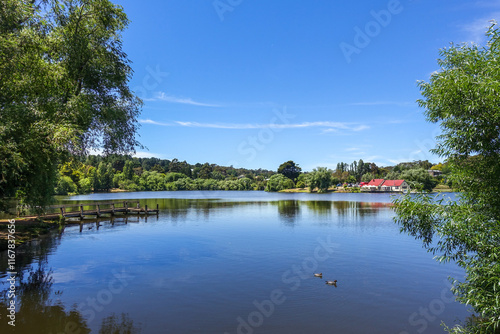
[1,191,470,333]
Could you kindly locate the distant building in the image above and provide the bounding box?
[428,170,442,177]
[362,179,409,193]
[363,179,385,191]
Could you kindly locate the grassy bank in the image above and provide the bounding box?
[432,184,455,192]
[280,185,456,193]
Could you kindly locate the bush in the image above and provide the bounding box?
[296,181,306,189]
[78,178,93,194]
[307,167,332,193]
[265,174,295,192]
[54,176,77,195]
[165,172,188,183]
[119,179,142,192]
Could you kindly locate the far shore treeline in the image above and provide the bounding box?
[51,156,446,196]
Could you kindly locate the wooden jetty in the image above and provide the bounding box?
[28,201,159,221]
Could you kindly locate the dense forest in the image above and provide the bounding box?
[53,156,446,195]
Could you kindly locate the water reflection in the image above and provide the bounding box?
[52,199,394,230]
[99,313,141,334]
[0,263,90,334]
[53,198,393,224]
[1,198,393,333]
[274,200,301,226]
[0,225,141,334]
[304,201,392,218]
[0,231,62,278]
[0,263,140,334]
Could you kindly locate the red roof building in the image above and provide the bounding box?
[381,180,405,187]
[366,179,385,187]
[362,179,409,192]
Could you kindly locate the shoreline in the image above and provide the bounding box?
[279,187,456,194]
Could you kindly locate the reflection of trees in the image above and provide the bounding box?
[142,199,268,221]
[304,201,392,219]
[304,201,333,216]
[0,263,90,334]
[0,229,141,333]
[0,230,62,277]
[0,264,141,334]
[274,200,300,225]
[99,313,141,334]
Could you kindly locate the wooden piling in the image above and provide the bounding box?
[80,205,84,220]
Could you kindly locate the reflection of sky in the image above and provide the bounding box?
[51,264,93,283]
[3,193,468,334]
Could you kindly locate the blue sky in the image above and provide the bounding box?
[115,0,500,171]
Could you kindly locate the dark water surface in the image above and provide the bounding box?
[1,191,470,333]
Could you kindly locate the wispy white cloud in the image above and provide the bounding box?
[388,158,408,165]
[140,119,172,126]
[153,92,220,107]
[461,14,500,44]
[474,1,500,9]
[386,119,410,125]
[140,119,370,132]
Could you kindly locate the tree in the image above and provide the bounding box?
[265,174,295,192]
[361,173,375,183]
[430,162,443,171]
[394,24,500,334]
[0,0,141,210]
[198,163,213,179]
[277,161,302,181]
[122,160,135,180]
[54,176,77,195]
[96,162,113,192]
[400,168,438,192]
[346,175,357,184]
[307,167,332,193]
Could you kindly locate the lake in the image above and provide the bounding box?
[0,191,471,333]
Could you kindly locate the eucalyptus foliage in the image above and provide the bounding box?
[307,167,332,193]
[0,0,141,209]
[394,24,500,333]
[265,174,295,192]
